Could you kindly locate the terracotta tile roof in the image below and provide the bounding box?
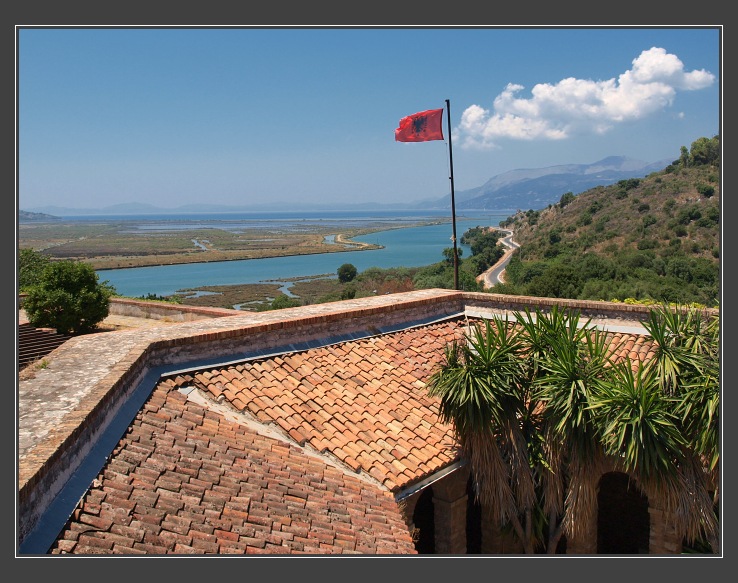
[176,318,470,493]
[49,382,417,555]
[605,330,659,365]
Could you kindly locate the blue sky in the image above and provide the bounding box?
[17,26,721,211]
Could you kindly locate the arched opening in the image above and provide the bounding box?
[555,533,567,554]
[597,472,650,554]
[466,475,482,553]
[412,486,435,554]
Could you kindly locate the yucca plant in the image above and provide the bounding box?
[640,304,720,552]
[428,316,544,553]
[516,307,617,548]
[428,303,720,554]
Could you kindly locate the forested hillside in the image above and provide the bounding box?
[494,136,720,307]
[18,210,61,222]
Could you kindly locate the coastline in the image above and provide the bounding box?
[21,213,512,304]
[92,235,384,271]
[21,215,463,272]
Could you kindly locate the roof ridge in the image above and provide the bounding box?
[176,384,388,490]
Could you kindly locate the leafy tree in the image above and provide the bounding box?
[696,205,719,226]
[442,246,462,265]
[465,228,501,256]
[24,260,114,334]
[18,248,51,291]
[459,227,504,277]
[578,253,615,281]
[337,263,358,283]
[340,284,356,300]
[412,246,482,292]
[458,268,483,292]
[460,226,486,245]
[413,266,451,290]
[689,136,720,167]
[559,192,575,208]
[676,206,702,225]
[618,177,642,191]
[466,247,503,277]
[268,294,302,310]
[526,263,581,298]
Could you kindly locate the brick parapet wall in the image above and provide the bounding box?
[17,349,153,545]
[107,297,241,321]
[460,292,718,323]
[143,292,466,368]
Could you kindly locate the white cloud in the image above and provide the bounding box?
[457,47,715,150]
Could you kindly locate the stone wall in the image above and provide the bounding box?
[107,297,240,321]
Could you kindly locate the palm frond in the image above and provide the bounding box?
[589,359,686,488]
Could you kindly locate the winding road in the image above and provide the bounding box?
[477,229,520,289]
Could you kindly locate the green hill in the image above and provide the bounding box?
[19,210,61,222]
[494,136,720,307]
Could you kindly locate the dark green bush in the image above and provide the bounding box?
[24,260,114,334]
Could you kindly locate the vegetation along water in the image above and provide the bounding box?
[95,214,506,298]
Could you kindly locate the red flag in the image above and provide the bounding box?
[394,108,444,142]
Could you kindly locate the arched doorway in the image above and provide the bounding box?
[466,475,482,553]
[412,487,435,554]
[597,472,650,554]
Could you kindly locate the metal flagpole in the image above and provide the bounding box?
[445,99,459,290]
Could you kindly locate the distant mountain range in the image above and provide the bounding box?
[20,155,672,218]
[422,155,673,211]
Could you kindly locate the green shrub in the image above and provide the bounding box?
[337,263,358,283]
[24,260,114,334]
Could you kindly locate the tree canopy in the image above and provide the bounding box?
[337,263,358,283]
[23,259,114,335]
